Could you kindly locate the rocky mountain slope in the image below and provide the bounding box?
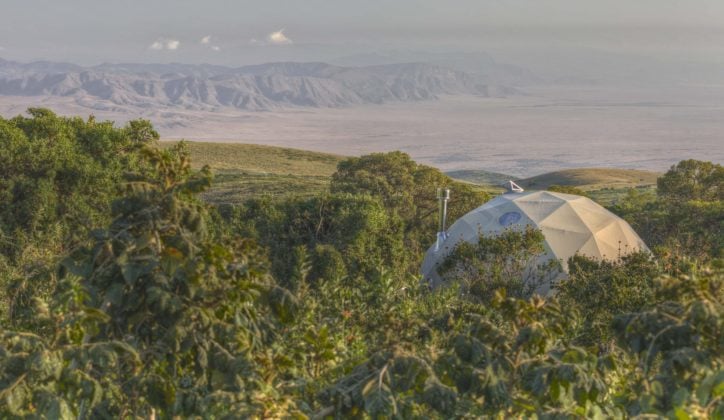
[0,58,518,111]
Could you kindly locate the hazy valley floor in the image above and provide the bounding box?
[1,85,722,177]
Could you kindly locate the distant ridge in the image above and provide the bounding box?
[332,51,540,86]
[0,58,519,112]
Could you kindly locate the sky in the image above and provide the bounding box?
[1,0,723,66]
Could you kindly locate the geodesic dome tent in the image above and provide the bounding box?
[421,190,649,295]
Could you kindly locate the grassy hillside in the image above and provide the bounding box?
[447,167,660,206]
[445,169,514,187]
[159,141,344,203]
[517,168,659,191]
[160,142,659,206]
[159,141,342,175]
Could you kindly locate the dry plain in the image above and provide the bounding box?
[1,85,722,177]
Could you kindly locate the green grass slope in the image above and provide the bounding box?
[160,141,344,203]
[160,142,659,206]
[518,168,659,191]
[160,141,342,175]
[445,169,514,188]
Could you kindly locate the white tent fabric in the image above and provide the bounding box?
[421,190,649,295]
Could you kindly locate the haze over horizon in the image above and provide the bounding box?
[1,0,723,174]
[2,1,723,71]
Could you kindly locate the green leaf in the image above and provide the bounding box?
[651,381,664,398]
[362,380,396,417]
[6,383,28,415]
[673,407,691,420]
[41,398,75,420]
[713,379,724,398]
[121,261,156,285]
[672,388,690,407]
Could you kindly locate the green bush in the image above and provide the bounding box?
[236,193,407,286]
[438,226,562,303]
[557,252,660,345]
[612,160,723,263]
[331,151,489,265]
[0,109,158,327]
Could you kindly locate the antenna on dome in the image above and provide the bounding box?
[435,188,450,251]
[507,181,525,193]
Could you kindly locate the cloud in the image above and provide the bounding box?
[251,30,293,46]
[148,41,164,50]
[197,35,221,51]
[267,29,292,45]
[148,38,180,51]
[199,35,220,51]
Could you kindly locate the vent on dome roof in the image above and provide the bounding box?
[507,180,525,193]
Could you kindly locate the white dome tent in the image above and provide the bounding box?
[421,184,649,295]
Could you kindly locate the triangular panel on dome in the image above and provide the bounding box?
[465,201,535,233]
[594,222,630,259]
[470,195,515,214]
[460,207,496,229]
[570,201,619,233]
[512,191,567,207]
[537,202,592,234]
[512,195,568,223]
[577,236,605,260]
[444,219,479,245]
[619,223,648,253]
[540,227,594,262]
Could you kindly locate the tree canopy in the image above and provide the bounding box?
[1,111,722,418]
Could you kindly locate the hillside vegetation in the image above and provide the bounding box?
[162,141,659,204]
[160,141,343,202]
[448,167,660,205]
[160,141,499,203]
[518,167,659,190]
[159,141,342,175]
[1,111,722,418]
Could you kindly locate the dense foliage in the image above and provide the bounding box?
[437,226,562,303]
[0,110,156,259]
[1,111,722,418]
[223,151,488,287]
[331,152,489,261]
[557,252,660,347]
[0,110,158,328]
[612,159,723,263]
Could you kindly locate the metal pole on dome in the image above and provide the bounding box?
[435,188,450,251]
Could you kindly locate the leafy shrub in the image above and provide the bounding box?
[237,193,407,286]
[1,144,300,418]
[319,266,723,418]
[612,159,723,263]
[331,151,489,264]
[438,226,562,303]
[0,109,158,327]
[557,252,660,345]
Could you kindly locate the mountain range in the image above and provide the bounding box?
[0,58,520,112]
[332,51,540,87]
